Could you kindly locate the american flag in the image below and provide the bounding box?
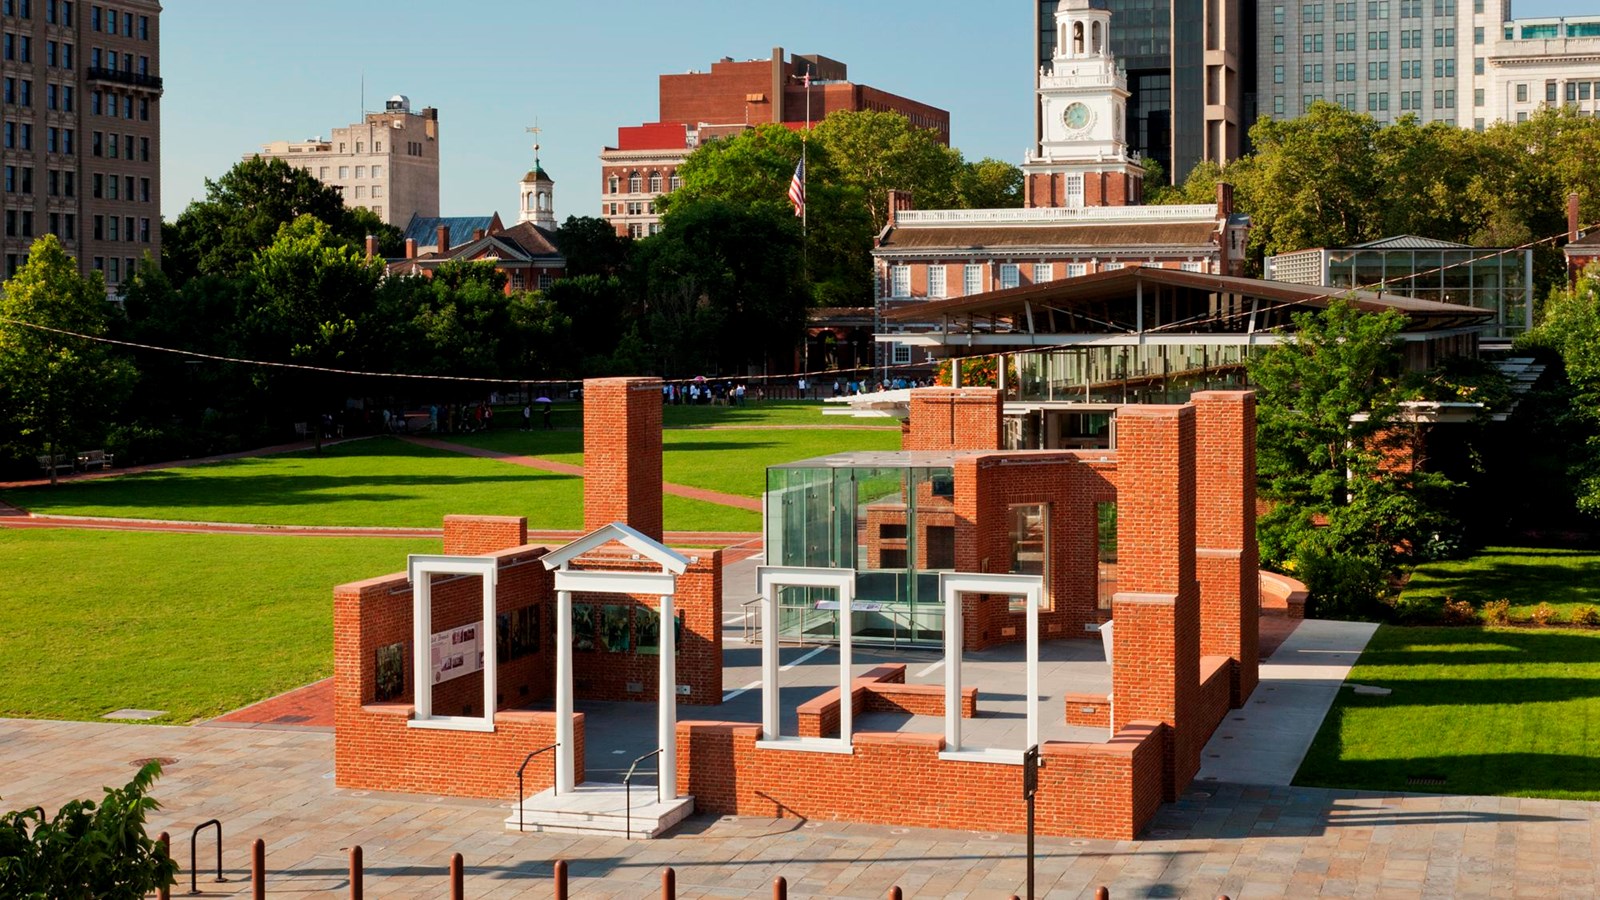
[787,158,805,218]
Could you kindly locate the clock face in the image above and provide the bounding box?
[1062,102,1092,131]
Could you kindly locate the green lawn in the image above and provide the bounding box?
[1398,546,1600,619]
[2,437,759,532]
[453,426,902,498]
[1296,625,1600,800]
[0,528,437,723]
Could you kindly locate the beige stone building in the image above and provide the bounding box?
[0,0,163,292]
[252,95,439,227]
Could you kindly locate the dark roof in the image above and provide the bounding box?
[1347,235,1472,250]
[402,214,502,248]
[882,265,1493,332]
[408,221,564,266]
[1567,230,1600,249]
[877,221,1220,252]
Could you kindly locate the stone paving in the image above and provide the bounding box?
[3,717,1597,898]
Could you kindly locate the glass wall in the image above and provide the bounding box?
[1012,343,1254,407]
[766,463,956,646]
[1325,247,1531,335]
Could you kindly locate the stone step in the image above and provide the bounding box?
[504,784,695,839]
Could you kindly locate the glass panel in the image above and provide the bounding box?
[1097,501,1118,610]
[1007,504,1048,612]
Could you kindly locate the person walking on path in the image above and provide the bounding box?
[542,400,553,430]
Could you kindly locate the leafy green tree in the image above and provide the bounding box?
[1147,158,1222,206]
[544,274,634,373]
[811,109,965,232]
[553,215,631,278]
[164,156,400,282]
[1524,264,1600,516]
[0,761,177,898]
[0,235,135,481]
[956,157,1025,210]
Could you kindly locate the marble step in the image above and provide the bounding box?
[504,784,695,839]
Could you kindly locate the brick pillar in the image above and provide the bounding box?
[582,377,664,540]
[905,387,1002,451]
[442,515,528,555]
[1191,391,1259,707]
[1111,405,1199,802]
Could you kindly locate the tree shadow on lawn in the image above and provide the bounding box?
[1356,627,1600,669]
[663,440,782,453]
[1403,554,1600,608]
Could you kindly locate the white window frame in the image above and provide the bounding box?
[963,264,983,296]
[939,572,1043,764]
[1065,173,1085,208]
[890,264,911,298]
[1066,263,1087,278]
[405,555,500,734]
[892,343,913,365]
[1180,261,1204,272]
[1104,262,1124,271]
[1032,263,1053,283]
[756,566,857,754]
[999,263,1020,290]
[928,264,947,298]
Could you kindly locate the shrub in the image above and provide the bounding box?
[1532,602,1558,626]
[1481,599,1511,625]
[1442,598,1479,625]
[1572,606,1600,626]
[1296,548,1391,621]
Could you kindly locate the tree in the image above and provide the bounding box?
[1147,159,1222,206]
[1524,263,1600,516]
[956,157,1025,210]
[164,156,400,282]
[0,235,135,482]
[811,109,966,232]
[553,215,631,279]
[1249,299,1460,617]
[0,761,177,898]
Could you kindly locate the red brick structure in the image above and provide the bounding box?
[903,388,1003,451]
[795,664,977,738]
[1024,170,1140,208]
[1192,392,1259,704]
[583,377,664,541]
[441,515,527,556]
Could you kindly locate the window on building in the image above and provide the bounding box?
[628,172,641,193]
[1582,82,1593,100]
[1273,4,1284,23]
[963,264,982,295]
[1516,83,1528,103]
[1273,35,1283,53]
[890,264,910,298]
[1181,261,1204,272]
[352,185,364,199]
[1474,57,1484,75]
[648,172,662,193]
[1369,30,1388,50]
[928,264,947,297]
[338,166,348,178]
[669,173,682,191]
[1104,262,1124,271]
[1273,94,1285,115]
[1368,0,1388,19]
[1096,502,1117,610]
[1547,81,1558,103]
[1065,173,1084,207]
[1273,65,1284,84]
[999,263,1020,289]
[607,175,619,193]
[370,165,382,178]
[1066,263,1087,278]
[1474,117,1485,131]
[1303,33,1323,52]
[1303,3,1323,22]
[1033,263,1053,283]
[891,342,913,365]
[139,176,147,202]
[1368,61,1389,80]
[1007,503,1049,613]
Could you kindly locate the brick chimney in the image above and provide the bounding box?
[364,234,378,259]
[473,228,485,241]
[582,377,664,541]
[1570,192,1582,242]
[436,224,450,254]
[886,190,914,228]
[404,238,417,259]
[1216,182,1234,218]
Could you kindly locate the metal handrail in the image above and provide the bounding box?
[515,743,559,833]
[622,747,664,840]
[742,596,763,644]
[187,819,226,894]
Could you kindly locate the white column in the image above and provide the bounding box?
[944,589,962,752]
[658,592,677,801]
[555,588,575,793]
[481,573,497,729]
[413,575,432,720]
[1026,586,1040,750]
[838,581,854,746]
[762,582,779,740]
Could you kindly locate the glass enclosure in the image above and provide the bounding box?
[1012,344,1255,407]
[1325,247,1531,336]
[766,453,960,647]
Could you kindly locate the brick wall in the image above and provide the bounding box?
[1110,405,1200,802]
[1191,392,1259,705]
[1197,656,1233,746]
[795,664,976,738]
[442,515,527,556]
[1064,692,1111,728]
[583,377,664,541]
[905,388,1002,451]
[679,720,1166,841]
[1023,170,1139,208]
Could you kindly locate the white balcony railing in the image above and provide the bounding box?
[894,204,1220,226]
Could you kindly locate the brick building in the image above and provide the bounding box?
[0,0,163,292]
[599,48,950,238]
[333,372,1270,842]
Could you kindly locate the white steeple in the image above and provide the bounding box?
[1030,0,1136,167]
[519,130,557,229]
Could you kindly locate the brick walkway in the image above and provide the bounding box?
[206,678,335,731]
[3,717,1594,898]
[403,436,765,512]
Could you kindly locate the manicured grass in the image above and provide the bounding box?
[2,437,759,532]
[1296,625,1600,800]
[1398,546,1600,619]
[453,426,902,498]
[0,528,438,724]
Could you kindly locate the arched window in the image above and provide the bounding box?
[649,172,662,193]
[525,192,534,211]
[669,172,682,192]
[1092,22,1102,53]
[537,191,549,211]
[1073,22,1085,54]
[607,175,619,194]
[628,172,642,193]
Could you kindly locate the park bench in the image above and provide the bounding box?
[36,454,75,476]
[75,449,114,471]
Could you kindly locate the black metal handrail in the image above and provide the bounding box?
[622,747,664,840]
[187,819,225,895]
[515,743,559,833]
[85,65,163,90]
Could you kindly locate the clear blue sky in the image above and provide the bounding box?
[160,0,1595,222]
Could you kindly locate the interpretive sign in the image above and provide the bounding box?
[431,621,483,684]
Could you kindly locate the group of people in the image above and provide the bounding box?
[425,401,496,435]
[664,382,753,406]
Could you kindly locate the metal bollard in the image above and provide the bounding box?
[662,866,676,899]
[889,888,903,900]
[251,839,265,900]
[773,875,787,900]
[157,832,171,900]
[1095,888,1110,900]
[349,846,363,900]
[450,852,464,900]
[553,859,568,900]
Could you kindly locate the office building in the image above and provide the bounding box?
[1,0,162,293]
[1035,0,1249,186]
[600,48,949,238]
[252,95,439,227]
[1476,14,1600,129]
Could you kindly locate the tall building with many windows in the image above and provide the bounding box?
[252,95,440,228]
[1476,15,1600,128]
[1,0,162,293]
[1035,0,1250,187]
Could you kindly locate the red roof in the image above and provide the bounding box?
[614,122,689,151]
